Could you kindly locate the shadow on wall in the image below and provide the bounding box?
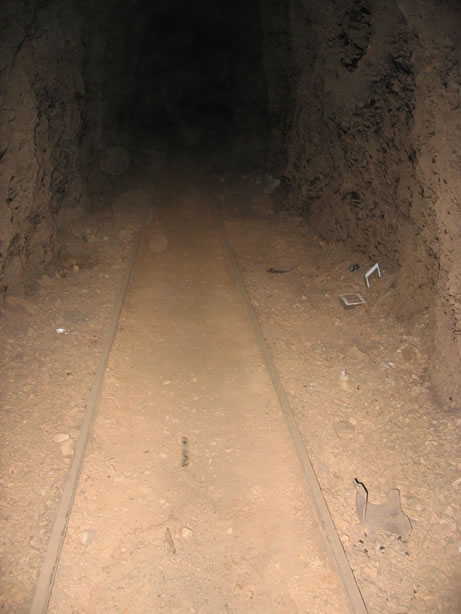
[0,2,87,295]
[262,0,461,407]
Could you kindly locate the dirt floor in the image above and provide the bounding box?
[218,170,461,613]
[1,156,461,613]
[0,161,152,612]
[48,164,349,613]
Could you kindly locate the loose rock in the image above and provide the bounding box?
[53,433,70,443]
[180,527,193,538]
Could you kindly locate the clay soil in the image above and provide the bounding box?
[1,157,461,613]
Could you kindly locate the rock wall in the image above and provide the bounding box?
[263,0,461,407]
[0,0,141,295]
[0,1,86,294]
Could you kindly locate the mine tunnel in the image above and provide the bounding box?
[1,0,461,612]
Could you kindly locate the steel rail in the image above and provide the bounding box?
[216,202,368,614]
[29,209,150,614]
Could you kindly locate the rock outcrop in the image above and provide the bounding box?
[0,0,141,295]
[0,1,86,294]
[263,0,461,407]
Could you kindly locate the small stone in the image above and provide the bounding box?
[60,439,74,457]
[27,327,37,337]
[339,369,353,391]
[29,535,42,549]
[79,529,96,546]
[226,527,233,535]
[180,527,193,538]
[53,433,70,443]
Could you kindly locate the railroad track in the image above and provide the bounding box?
[30,176,367,614]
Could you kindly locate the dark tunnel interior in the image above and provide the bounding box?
[108,0,269,160]
[129,1,266,149]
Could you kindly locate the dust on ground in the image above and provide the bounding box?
[1,159,460,613]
